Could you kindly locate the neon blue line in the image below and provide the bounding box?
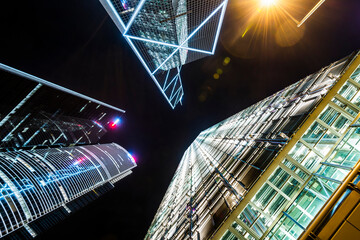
[125,37,175,108]
[170,86,182,102]
[105,0,126,30]
[169,77,179,100]
[163,70,170,89]
[151,1,226,75]
[174,68,184,105]
[125,35,213,55]
[212,1,228,54]
[173,92,180,105]
[164,75,178,92]
[124,0,146,34]
[125,37,153,75]
[171,89,180,104]
[175,90,183,105]
[103,0,191,109]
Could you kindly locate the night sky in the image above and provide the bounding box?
[0,0,359,239]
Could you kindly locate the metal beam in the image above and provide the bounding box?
[210,52,360,240]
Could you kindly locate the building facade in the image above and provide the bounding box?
[145,51,360,240]
[99,0,228,108]
[0,63,124,150]
[0,143,136,238]
[0,64,136,238]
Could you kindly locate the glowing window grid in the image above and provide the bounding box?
[144,53,360,239]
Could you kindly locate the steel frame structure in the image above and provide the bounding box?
[0,63,125,149]
[0,64,136,238]
[0,143,136,238]
[100,0,229,108]
[145,51,360,240]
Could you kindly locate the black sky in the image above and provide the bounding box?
[0,0,359,239]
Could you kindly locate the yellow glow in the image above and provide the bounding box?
[213,73,220,79]
[242,25,251,38]
[275,18,305,47]
[260,0,277,7]
[220,0,314,58]
[223,57,231,66]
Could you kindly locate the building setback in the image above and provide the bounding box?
[145,51,360,240]
[0,64,136,238]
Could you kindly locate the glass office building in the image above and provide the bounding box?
[0,64,136,238]
[0,63,125,150]
[99,0,228,108]
[0,143,136,238]
[145,51,360,240]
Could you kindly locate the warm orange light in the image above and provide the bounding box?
[260,0,277,7]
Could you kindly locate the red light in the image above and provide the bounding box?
[127,153,136,164]
[109,118,121,129]
[73,157,85,166]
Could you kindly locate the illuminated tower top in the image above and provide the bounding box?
[100,0,229,108]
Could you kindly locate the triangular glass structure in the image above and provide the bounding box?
[100,0,229,108]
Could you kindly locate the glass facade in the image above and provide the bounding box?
[99,0,229,108]
[0,63,125,150]
[0,64,136,238]
[0,143,136,238]
[146,51,360,240]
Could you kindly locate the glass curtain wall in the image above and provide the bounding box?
[146,51,360,240]
[221,58,360,240]
[0,143,136,238]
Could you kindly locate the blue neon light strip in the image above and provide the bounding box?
[124,0,146,34]
[100,0,227,108]
[125,35,213,55]
[164,75,179,92]
[105,0,126,31]
[0,165,101,201]
[125,36,182,108]
[170,87,182,102]
[212,0,228,54]
[151,2,226,75]
[120,0,129,10]
[163,70,171,89]
[169,78,179,101]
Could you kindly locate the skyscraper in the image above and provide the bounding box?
[100,0,228,108]
[145,51,360,240]
[0,64,136,238]
[0,63,124,150]
[0,143,136,239]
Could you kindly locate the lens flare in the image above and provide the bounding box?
[220,0,319,58]
[109,118,121,128]
[260,0,277,7]
[275,18,305,47]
